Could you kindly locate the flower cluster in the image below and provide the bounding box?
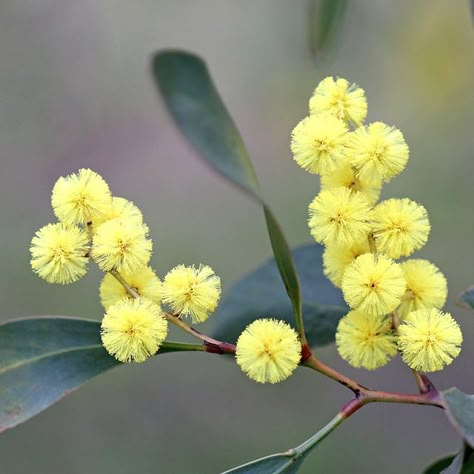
[30,169,221,363]
[291,77,462,373]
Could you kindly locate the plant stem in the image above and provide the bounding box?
[159,341,207,353]
[293,411,345,457]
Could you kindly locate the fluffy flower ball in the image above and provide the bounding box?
[105,197,143,224]
[51,168,112,226]
[341,253,406,316]
[100,266,162,310]
[372,198,430,259]
[235,319,301,384]
[290,114,349,175]
[308,187,373,248]
[320,162,381,205]
[398,260,447,318]
[92,218,152,273]
[323,240,370,288]
[30,223,90,284]
[101,297,168,363]
[349,122,409,185]
[336,311,397,370]
[161,264,221,323]
[398,309,462,372]
[309,76,368,126]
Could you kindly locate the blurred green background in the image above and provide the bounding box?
[0,1,473,473]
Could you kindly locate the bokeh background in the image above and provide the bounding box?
[0,1,473,473]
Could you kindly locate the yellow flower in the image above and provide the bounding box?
[348,122,409,185]
[309,76,368,126]
[323,240,370,288]
[104,197,143,224]
[308,187,372,248]
[336,310,397,370]
[30,223,90,284]
[51,168,112,226]
[99,266,162,310]
[372,198,430,258]
[398,309,462,372]
[290,114,348,175]
[161,264,221,323]
[320,161,381,205]
[101,297,168,363]
[92,218,152,273]
[398,260,447,318]
[341,253,406,316]
[235,319,301,384]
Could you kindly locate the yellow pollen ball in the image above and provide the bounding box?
[99,266,162,310]
[336,310,397,370]
[290,113,349,175]
[348,122,409,185]
[341,253,406,316]
[372,198,430,259]
[92,218,152,273]
[51,168,112,226]
[398,309,462,372]
[309,76,368,126]
[161,264,221,323]
[398,259,447,318]
[236,319,301,384]
[30,222,90,284]
[308,187,373,248]
[101,297,168,363]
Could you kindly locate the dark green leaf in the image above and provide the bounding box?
[212,243,347,346]
[443,388,474,449]
[222,452,306,474]
[425,456,457,474]
[0,317,191,433]
[151,50,259,197]
[151,50,304,334]
[309,0,348,59]
[457,287,474,311]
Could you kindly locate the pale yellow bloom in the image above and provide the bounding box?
[104,197,143,224]
[323,240,370,288]
[372,198,430,258]
[92,218,152,273]
[398,309,462,372]
[100,266,162,310]
[349,122,409,185]
[101,297,168,363]
[161,264,221,323]
[51,168,112,226]
[308,187,372,248]
[30,222,90,284]
[398,260,447,318]
[236,319,301,384]
[309,76,368,126]
[336,310,397,370]
[290,114,349,175]
[341,253,406,316]
[320,161,381,205]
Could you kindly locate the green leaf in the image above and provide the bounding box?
[0,317,193,433]
[443,388,474,449]
[424,444,474,474]
[309,0,348,59]
[457,287,474,311]
[425,456,457,474]
[212,243,348,346]
[221,451,306,474]
[151,50,304,335]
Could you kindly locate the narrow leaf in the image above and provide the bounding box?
[0,317,192,432]
[222,451,306,474]
[443,388,474,448]
[457,287,474,311]
[309,0,348,59]
[212,243,347,347]
[151,50,304,335]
